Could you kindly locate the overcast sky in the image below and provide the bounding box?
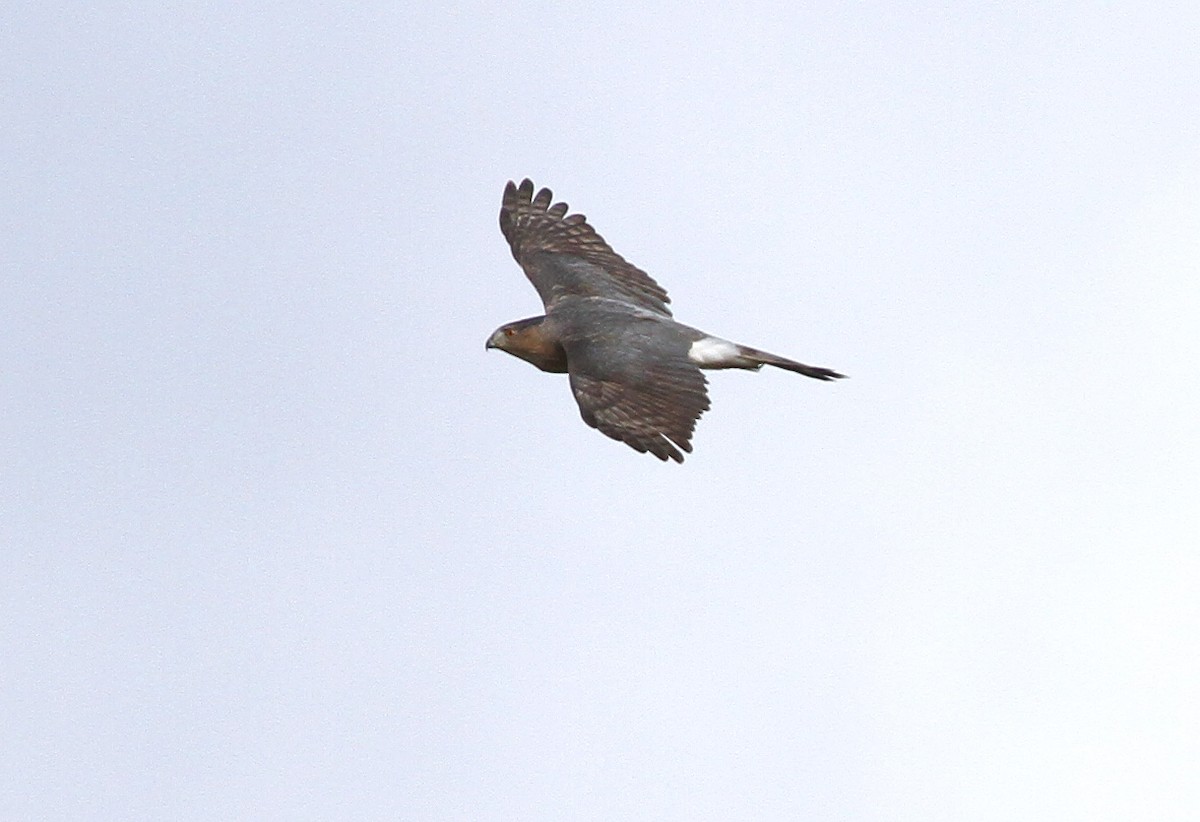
[4,3,1199,820]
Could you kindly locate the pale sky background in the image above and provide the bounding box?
[4,3,1199,820]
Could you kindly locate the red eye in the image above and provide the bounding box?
[504,327,515,336]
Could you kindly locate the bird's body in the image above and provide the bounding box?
[487,179,843,462]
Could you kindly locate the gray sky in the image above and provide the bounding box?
[4,3,1198,819]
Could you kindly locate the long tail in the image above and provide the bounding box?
[741,346,846,381]
[688,336,846,381]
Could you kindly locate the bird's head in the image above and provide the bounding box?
[485,316,568,373]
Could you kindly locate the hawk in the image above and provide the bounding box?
[486,179,844,463]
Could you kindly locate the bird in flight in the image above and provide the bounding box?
[487,179,844,463]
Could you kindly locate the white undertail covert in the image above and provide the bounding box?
[687,336,744,368]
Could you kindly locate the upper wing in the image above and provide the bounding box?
[499,179,672,315]
[564,331,710,463]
